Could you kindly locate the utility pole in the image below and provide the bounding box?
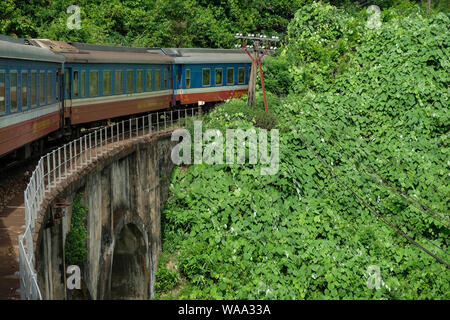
[235,33,279,115]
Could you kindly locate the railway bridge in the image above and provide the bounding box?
[1,107,199,300]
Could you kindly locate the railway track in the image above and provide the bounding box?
[0,159,38,299]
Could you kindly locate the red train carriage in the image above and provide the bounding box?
[0,39,64,159]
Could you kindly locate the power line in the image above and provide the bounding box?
[307,116,450,228]
[304,119,450,229]
[303,120,450,257]
[283,109,450,268]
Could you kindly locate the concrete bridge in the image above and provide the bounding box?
[6,108,199,300]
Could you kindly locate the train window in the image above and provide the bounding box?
[238,68,245,84]
[115,70,122,94]
[81,71,86,97]
[0,71,5,115]
[126,70,133,93]
[164,69,168,89]
[10,71,18,112]
[155,70,161,91]
[73,71,79,98]
[65,71,69,93]
[103,71,112,95]
[31,71,37,107]
[89,71,99,97]
[48,71,53,103]
[137,70,143,93]
[40,71,45,105]
[227,68,234,85]
[202,68,211,87]
[215,68,223,86]
[21,72,28,109]
[185,69,191,89]
[169,68,172,89]
[146,70,152,91]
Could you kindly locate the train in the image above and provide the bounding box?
[0,35,251,162]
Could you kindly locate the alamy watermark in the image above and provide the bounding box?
[66,265,81,290]
[67,5,81,30]
[171,121,279,175]
[366,265,391,292]
[366,5,382,30]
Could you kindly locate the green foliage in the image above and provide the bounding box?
[0,0,306,47]
[159,2,450,300]
[155,267,179,293]
[65,193,88,266]
[282,2,367,93]
[262,54,293,96]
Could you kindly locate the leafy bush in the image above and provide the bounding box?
[155,268,179,293]
[282,2,366,93]
[160,3,450,300]
[262,54,293,96]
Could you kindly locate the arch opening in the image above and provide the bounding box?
[111,223,149,299]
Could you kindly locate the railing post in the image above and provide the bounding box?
[69,142,72,173]
[148,114,151,135]
[39,160,44,204]
[129,118,132,139]
[157,112,160,132]
[150,114,153,135]
[64,145,67,177]
[164,111,167,129]
[110,125,113,150]
[116,122,120,146]
[103,127,108,153]
[56,148,60,183]
[136,117,138,137]
[84,134,88,164]
[79,138,82,168]
[52,150,56,188]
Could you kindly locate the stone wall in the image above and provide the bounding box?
[34,131,177,300]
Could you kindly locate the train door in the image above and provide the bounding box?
[62,67,75,137]
[57,68,64,130]
[173,64,182,105]
[64,67,72,117]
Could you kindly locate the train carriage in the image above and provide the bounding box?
[151,48,252,105]
[34,40,174,126]
[0,36,254,163]
[0,38,64,159]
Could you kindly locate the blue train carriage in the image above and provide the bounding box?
[34,40,174,126]
[150,48,252,105]
[0,37,64,159]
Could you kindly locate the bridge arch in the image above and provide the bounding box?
[31,129,178,300]
[110,212,151,300]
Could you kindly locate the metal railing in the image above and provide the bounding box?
[19,107,200,300]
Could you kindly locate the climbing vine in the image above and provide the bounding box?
[65,193,88,266]
[157,3,449,300]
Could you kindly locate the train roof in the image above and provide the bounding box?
[33,39,173,65]
[69,42,151,53]
[148,48,252,64]
[0,39,65,63]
